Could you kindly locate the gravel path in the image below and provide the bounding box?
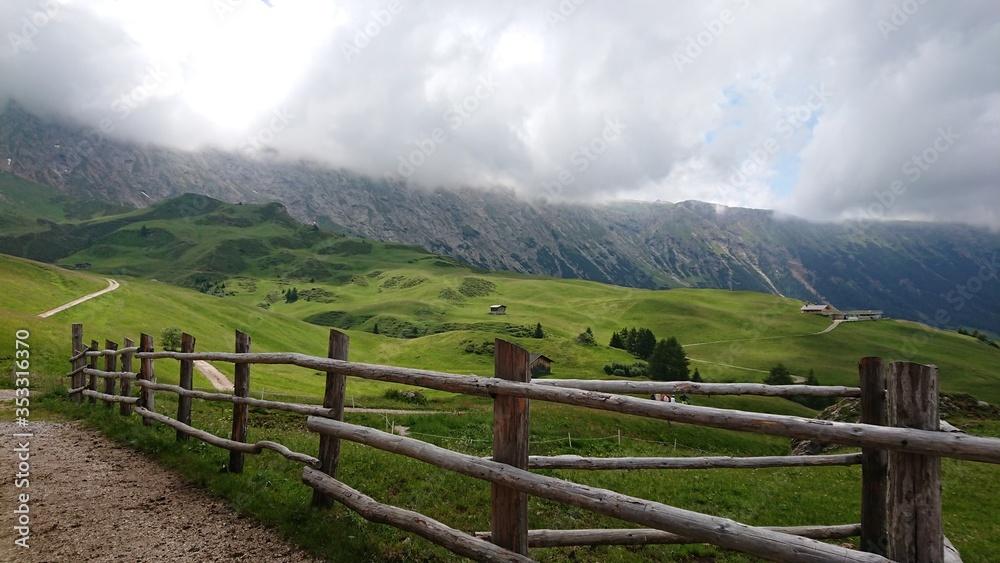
[37,279,120,319]
[194,360,235,392]
[0,421,323,562]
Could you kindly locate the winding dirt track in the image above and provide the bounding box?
[0,421,323,563]
[37,279,120,318]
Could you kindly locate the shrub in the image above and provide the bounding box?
[603,361,647,378]
[160,327,182,351]
[461,340,494,356]
[458,277,497,297]
[384,388,428,405]
[439,287,466,303]
[763,363,794,385]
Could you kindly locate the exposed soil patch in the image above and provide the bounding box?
[0,421,322,562]
[194,360,234,392]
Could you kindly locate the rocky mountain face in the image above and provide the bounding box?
[3,103,999,333]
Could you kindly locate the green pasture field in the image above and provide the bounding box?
[2,251,999,562]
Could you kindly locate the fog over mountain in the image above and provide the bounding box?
[3,104,999,335]
[1,0,998,228]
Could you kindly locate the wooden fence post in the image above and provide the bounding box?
[87,339,99,403]
[312,329,350,508]
[177,333,196,441]
[139,333,155,426]
[491,339,531,556]
[120,337,134,416]
[103,340,118,409]
[887,361,942,563]
[71,324,84,403]
[229,330,251,473]
[859,357,887,556]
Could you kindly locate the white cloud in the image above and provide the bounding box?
[1,0,997,228]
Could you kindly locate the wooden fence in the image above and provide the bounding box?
[65,323,1000,562]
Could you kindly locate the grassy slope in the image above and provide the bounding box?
[6,191,995,400]
[235,267,1000,404]
[0,170,130,234]
[0,254,108,315]
[3,197,1000,561]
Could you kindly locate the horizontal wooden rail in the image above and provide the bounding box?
[526,453,862,470]
[307,416,888,563]
[65,364,88,378]
[134,407,321,468]
[135,351,1000,464]
[83,346,139,358]
[474,523,862,548]
[302,468,532,562]
[85,368,138,380]
[134,381,335,417]
[68,385,88,395]
[81,389,138,404]
[533,379,861,397]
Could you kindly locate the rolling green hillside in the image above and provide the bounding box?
[1,190,998,404]
[3,254,999,562]
[3,236,998,405]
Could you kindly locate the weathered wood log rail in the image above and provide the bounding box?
[473,524,863,548]
[66,323,999,562]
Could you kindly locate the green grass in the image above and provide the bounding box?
[3,218,1000,562]
[25,392,1000,563]
[0,170,131,233]
[0,255,109,315]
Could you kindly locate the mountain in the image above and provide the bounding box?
[2,103,999,333]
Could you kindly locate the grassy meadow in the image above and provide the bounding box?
[2,207,999,562]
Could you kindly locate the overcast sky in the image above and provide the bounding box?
[2,0,998,228]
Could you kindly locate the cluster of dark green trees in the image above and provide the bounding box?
[605,326,690,381]
[284,287,299,303]
[609,327,657,359]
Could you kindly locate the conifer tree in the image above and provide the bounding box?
[649,336,690,381]
[609,331,625,349]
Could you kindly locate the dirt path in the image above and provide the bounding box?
[194,360,234,392]
[683,320,840,383]
[689,359,806,382]
[37,279,120,318]
[0,421,323,563]
[684,319,841,348]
